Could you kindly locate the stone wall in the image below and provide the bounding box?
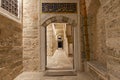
[23,0,40,71]
[46,24,57,56]
[0,14,22,80]
[86,0,120,80]
[23,0,81,71]
[86,0,107,65]
[103,0,120,80]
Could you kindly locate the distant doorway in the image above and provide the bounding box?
[46,23,74,70]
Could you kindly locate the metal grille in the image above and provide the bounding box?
[42,3,77,13]
[1,0,18,16]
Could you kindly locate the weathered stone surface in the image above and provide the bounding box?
[86,0,107,66]
[23,59,40,71]
[103,0,120,21]
[106,18,120,38]
[107,47,120,58]
[0,14,22,80]
[14,72,92,80]
[23,0,40,71]
[0,17,22,47]
[104,1,120,79]
[23,29,38,38]
[107,56,120,79]
[86,0,120,79]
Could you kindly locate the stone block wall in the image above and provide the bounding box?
[86,0,107,65]
[0,14,22,80]
[85,0,120,80]
[103,0,120,80]
[23,0,40,71]
[46,24,57,56]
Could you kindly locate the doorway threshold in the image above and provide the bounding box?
[46,67,73,70]
[44,70,77,76]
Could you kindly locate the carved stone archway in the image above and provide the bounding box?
[41,16,77,27]
[40,16,81,75]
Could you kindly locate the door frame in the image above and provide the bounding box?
[40,16,81,75]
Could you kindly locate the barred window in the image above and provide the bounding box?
[1,0,18,16]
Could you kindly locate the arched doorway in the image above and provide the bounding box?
[40,16,80,75]
[46,23,74,70]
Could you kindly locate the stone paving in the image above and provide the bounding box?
[47,49,73,69]
[14,72,93,80]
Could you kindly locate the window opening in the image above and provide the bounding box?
[1,0,18,16]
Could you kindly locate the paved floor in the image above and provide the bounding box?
[47,49,73,69]
[14,49,93,80]
[14,72,93,80]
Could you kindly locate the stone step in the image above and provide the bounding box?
[44,70,77,76]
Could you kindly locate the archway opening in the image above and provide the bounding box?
[46,23,74,70]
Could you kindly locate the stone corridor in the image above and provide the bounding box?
[0,0,120,80]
